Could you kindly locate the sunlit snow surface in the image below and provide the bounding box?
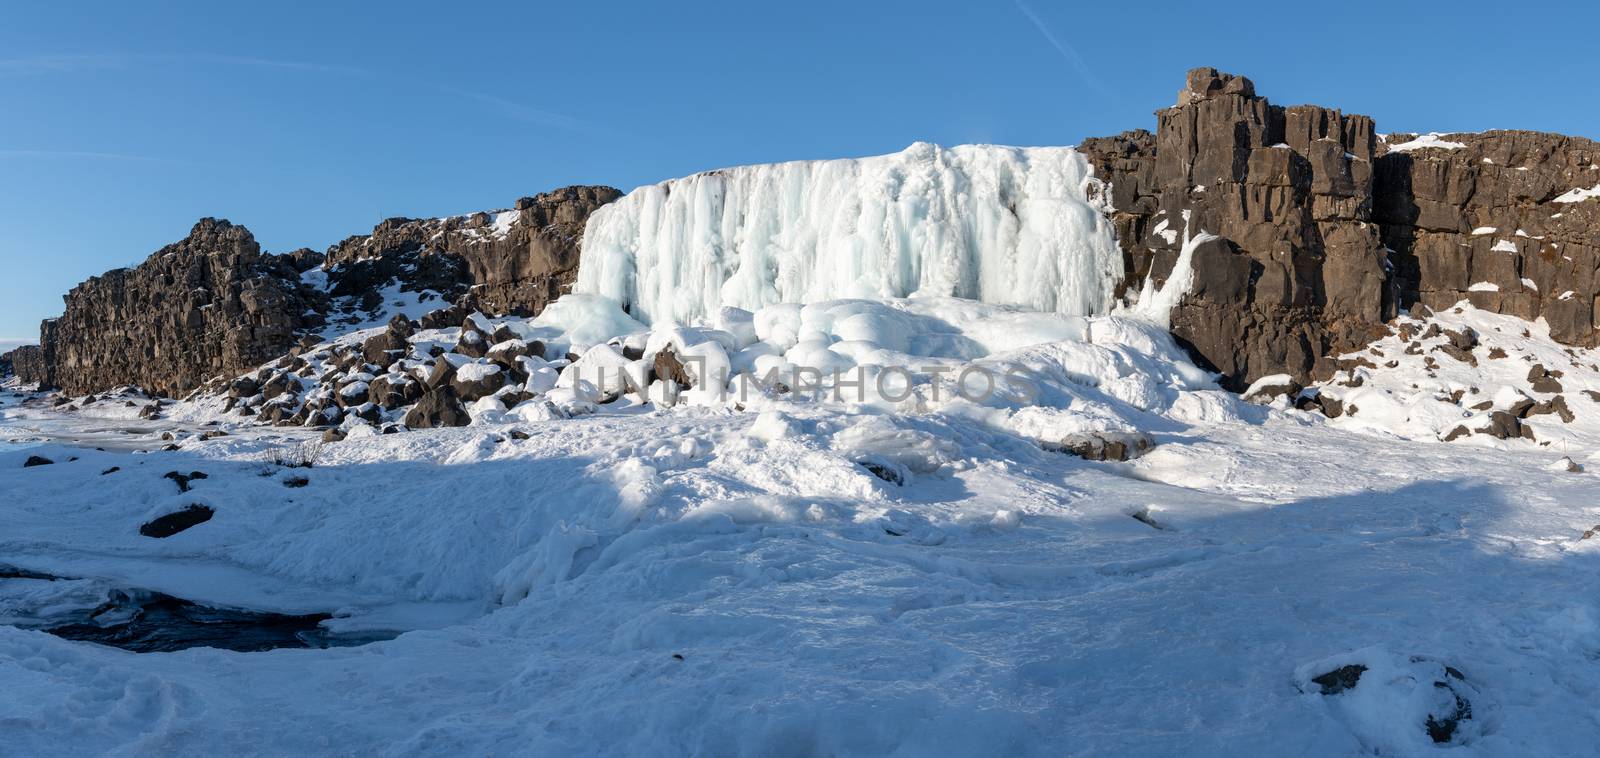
[575,142,1124,324]
[5,380,1600,754]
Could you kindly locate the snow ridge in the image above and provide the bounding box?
[575,142,1124,325]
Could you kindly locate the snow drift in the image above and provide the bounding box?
[575,142,1125,325]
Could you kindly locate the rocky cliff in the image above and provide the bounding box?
[323,185,621,317]
[23,186,620,396]
[1376,131,1600,344]
[1,344,50,386]
[1080,68,1600,389]
[42,219,327,397]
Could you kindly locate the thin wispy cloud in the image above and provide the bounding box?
[446,88,590,132]
[0,149,167,162]
[0,53,124,76]
[0,52,594,134]
[1012,0,1108,96]
[0,52,369,78]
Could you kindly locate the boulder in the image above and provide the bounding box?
[450,363,506,401]
[404,386,470,428]
[1042,431,1154,462]
[139,504,215,538]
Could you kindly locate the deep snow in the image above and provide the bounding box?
[5,321,1600,753]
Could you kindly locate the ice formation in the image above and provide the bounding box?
[575,142,1124,325]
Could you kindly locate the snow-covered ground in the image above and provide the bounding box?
[5,357,1600,754]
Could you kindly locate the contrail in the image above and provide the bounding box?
[1012,0,1109,95]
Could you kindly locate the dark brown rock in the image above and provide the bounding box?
[652,346,694,388]
[1527,395,1575,423]
[34,219,327,397]
[1042,431,1154,461]
[1080,68,1388,390]
[404,385,469,428]
[139,504,214,538]
[322,186,621,317]
[450,364,507,401]
[1082,68,1600,389]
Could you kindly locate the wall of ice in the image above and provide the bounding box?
[575,142,1124,325]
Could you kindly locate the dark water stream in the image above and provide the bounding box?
[1,566,395,653]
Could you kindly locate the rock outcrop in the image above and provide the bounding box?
[3,344,50,386]
[323,185,622,317]
[1080,68,1390,389]
[43,219,327,396]
[1082,68,1600,388]
[23,186,620,396]
[1376,131,1600,344]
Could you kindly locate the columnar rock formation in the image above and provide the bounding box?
[42,219,326,397]
[1,344,50,386]
[1080,68,1391,388]
[1376,132,1600,344]
[1081,68,1600,388]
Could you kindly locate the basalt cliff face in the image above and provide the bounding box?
[1080,68,1600,389]
[17,186,620,396]
[39,219,326,398]
[2,344,49,386]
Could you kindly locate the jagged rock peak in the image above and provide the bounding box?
[1178,67,1255,104]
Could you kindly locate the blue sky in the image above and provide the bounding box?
[3,0,1597,347]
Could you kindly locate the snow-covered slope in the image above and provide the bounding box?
[1286,302,1600,453]
[575,143,1124,325]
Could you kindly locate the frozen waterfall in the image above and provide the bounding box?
[574,142,1125,325]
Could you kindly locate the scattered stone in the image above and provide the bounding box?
[100,466,121,475]
[450,363,506,402]
[1043,431,1153,462]
[1479,411,1523,440]
[1526,395,1575,423]
[1527,365,1564,394]
[22,455,53,468]
[1310,664,1366,695]
[163,470,209,493]
[321,428,347,443]
[653,346,694,388]
[857,460,905,486]
[139,504,215,538]
[404,386,470,428]
[1242,375,1301,404]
